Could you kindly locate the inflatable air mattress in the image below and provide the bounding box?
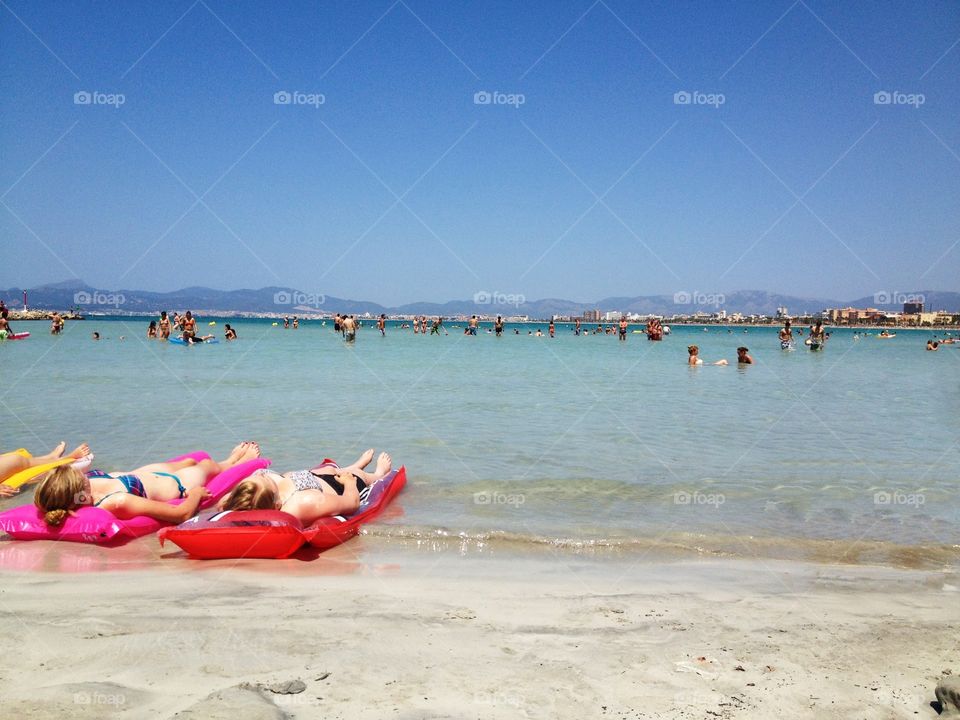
[158,466,406,559]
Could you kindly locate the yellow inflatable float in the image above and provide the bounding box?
[1,449,80,489]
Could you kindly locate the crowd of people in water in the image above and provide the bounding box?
[0,440,395,529]
[2,298,955,357]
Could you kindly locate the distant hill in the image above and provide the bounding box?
[2,282,957,318]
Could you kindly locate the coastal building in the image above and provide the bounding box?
[582,309,601,322]
[775,306,788,319]
[903,301,924,314]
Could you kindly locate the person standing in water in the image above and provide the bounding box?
[181,311,198,341]
[292,316,299,329]
[618,316,628,341]
[495,315,504,337]
[469,315,479,336]
[779,320,793,348]
[809,320,826,348]
[574,318,581,336]
[342,315,357,342]
[430,316,442,335]
[225,324,238,340]
[378,314,386,336]
[548,320,555,338]
[159,311,171,340]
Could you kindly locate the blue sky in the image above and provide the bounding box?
[1,0,958,304]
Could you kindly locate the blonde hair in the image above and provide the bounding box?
[221,480,277,511]
[35,466,86,526]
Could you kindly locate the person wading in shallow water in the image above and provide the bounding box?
[495,316,504,337]
[342,315,357,343]
[378,314,386,336]
[159,311,172,340]
[618,316,628,342]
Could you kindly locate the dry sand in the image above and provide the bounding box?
[0,536,956,719]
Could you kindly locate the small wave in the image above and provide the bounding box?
[361,524,960,570]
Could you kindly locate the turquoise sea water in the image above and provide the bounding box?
[2,318,958,567]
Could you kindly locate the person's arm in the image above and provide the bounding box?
[100,486,210,522]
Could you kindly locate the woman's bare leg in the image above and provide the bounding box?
[0,454,29,483]
[313,448,374,476]
[1,443,91,483]
[345,452,392,484]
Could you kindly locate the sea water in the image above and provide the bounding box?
[2,319,957,568]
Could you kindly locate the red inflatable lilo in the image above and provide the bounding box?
[159,466,406,559]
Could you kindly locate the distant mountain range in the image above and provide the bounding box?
[2,280,958,318]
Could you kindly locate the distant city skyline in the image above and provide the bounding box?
[1,1,958,305]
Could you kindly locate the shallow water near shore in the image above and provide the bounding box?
[1,318,957,568]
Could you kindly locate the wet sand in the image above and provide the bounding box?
[0,536,956,719]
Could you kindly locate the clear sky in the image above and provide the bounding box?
[1,0,958,304]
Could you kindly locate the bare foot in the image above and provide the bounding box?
[374,452,392,477]
[37,442,67,462]
[225,443,247,464]
[236,443,260,464]
[68,443,91,460]
[357,448,375,470]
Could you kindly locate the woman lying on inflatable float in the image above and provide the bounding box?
[33,442,261,526]
[220,448,393,525]
[0,442,92,495]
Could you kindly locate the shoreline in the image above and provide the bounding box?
[0,544,954,719]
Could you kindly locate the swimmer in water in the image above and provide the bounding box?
[687,345,727,366]
[736,347,754,364]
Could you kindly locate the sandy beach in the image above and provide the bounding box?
[0,537,955,720]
